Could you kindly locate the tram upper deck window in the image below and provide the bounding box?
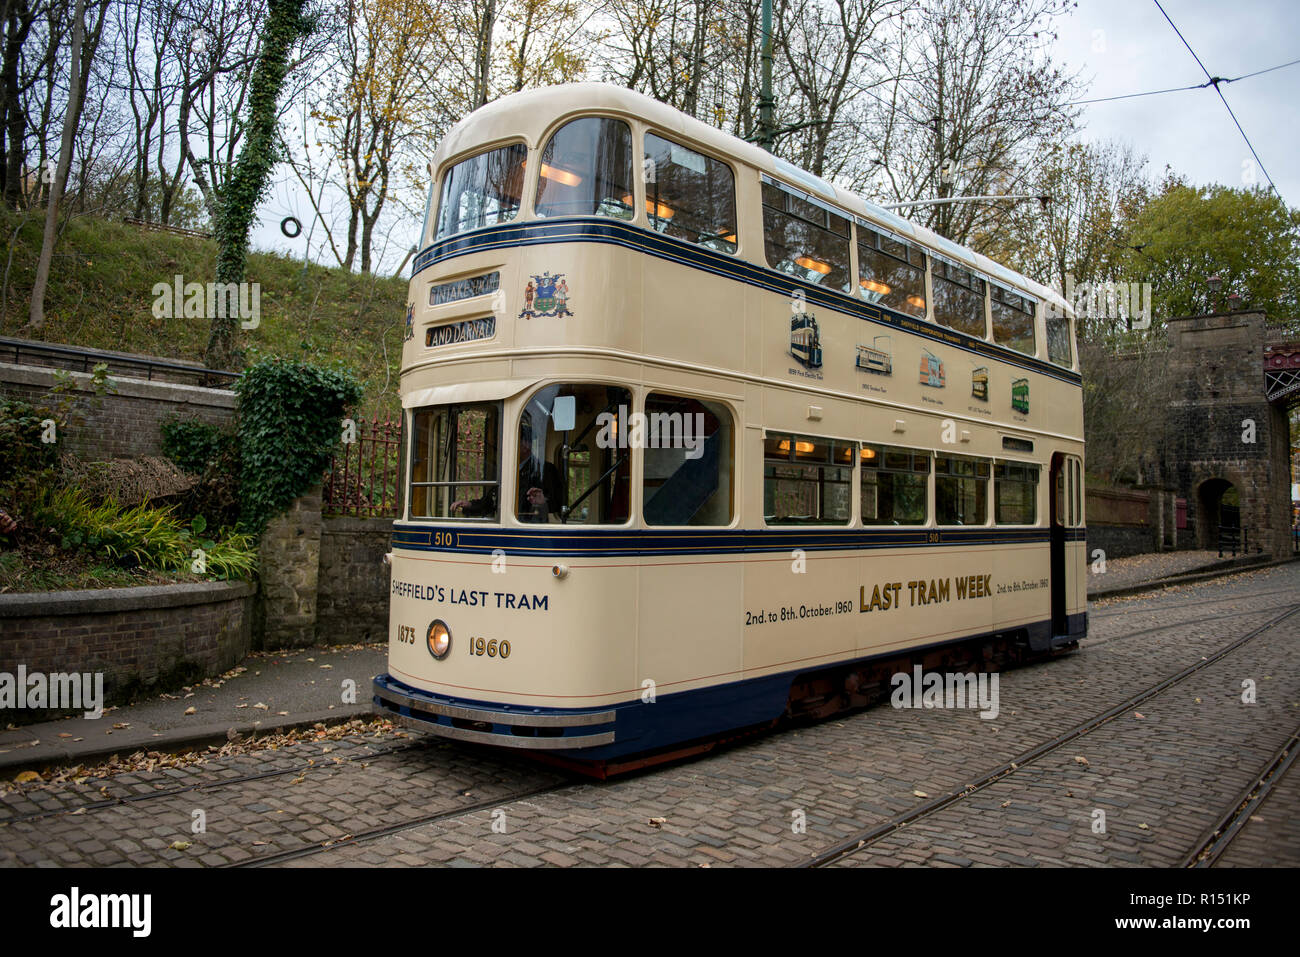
[858,228,926,319]
[994,461,1039,525]
[762,181,852,293]
[932,260,987,339]
[433,144,527,241]
[991,285,1036,356]
[763,432,852,525]
[934,454,989,526]
[518,383,632,524]
[644,133,737,253]
[534,117,634,220]
[410,402,501,520]
[860,444,928,525]
[642,393,734,526]
[1046,312,1074,368]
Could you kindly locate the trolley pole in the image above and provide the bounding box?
[757,0,775,152]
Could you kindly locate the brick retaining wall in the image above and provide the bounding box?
[0,581,253,722]
[0,361,236,461]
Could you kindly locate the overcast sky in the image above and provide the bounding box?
[1052,0,1299,201]
[250,0,1300,273]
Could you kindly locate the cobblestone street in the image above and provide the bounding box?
[3,564,1298,868]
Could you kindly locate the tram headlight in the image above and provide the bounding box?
[426,619,452,660]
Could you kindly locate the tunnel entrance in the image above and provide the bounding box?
[1197,479,1241,553]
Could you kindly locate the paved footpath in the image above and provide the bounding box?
[1,564,1297,867]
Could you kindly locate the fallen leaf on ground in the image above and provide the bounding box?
[1074,756,1089,766]
[913,790,929,798]
[184,707,196,715]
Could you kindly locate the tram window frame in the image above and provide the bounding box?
[408,402,502,521]
[994,460,1040,525]
[643,132,738,254]
[533,116,636,221]
[1046,312,1075,368]
[761,180,853,293]
[763,432,853,526]
[860,444,929,526]
[642,392,735,527]
[858,227,927,319]
[931,260,988,339]
[517,382,634,526]
[433,142,528,241]
[934,453,990,526]
[991,285,1037,357]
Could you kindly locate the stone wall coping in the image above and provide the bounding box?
[0,580,254,618]
[0,361,237,408]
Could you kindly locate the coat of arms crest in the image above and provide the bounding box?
[519,272,573,319]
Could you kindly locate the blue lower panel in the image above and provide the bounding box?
[373,671,793,761]
[374,613,1087,761]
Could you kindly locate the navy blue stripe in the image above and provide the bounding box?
[390,523,1084,557]
[411,218,1083,387]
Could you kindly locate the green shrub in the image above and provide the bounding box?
[160,419,232,474]
[236,357,363,534]
[34,488,257,580]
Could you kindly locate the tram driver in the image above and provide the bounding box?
[452,420,561,522]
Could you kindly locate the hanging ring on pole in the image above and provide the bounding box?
[280,216,302,238]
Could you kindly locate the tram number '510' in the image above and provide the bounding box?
[469,637,511,658]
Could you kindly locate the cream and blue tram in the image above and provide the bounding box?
[375,83,1087,766]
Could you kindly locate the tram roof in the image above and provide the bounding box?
[433,82,1070,314]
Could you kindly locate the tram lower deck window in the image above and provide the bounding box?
[409,402,501,520]
[642,393,734,526]
[519,383,632,524]
[860,444,928,525]
[935,454,989,525]
[995,461,1039,525]
[763,433,852,525]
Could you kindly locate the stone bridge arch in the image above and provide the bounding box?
[1162,312,1294,558]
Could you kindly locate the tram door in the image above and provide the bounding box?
[1049,453,1067,637]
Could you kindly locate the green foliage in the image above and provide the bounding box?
[33,488,257,580]
[160,419,232,474]
[1119,179,1300,323]
[208,0,314,368]
[236,356,363,534]
[0,394,58,485]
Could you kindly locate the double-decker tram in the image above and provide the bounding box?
[375,83,1087,772]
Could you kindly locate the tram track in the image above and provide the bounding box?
[798,601,1300,868]
[224,778,579,867]
[1181,723,1300,868]
[0,738,431,828]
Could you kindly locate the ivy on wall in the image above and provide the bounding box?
[235,357,362,535]
[205,0,314,370]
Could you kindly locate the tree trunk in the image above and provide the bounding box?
[27,0,83,329]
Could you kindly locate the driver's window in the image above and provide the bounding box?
[517,383,633,524]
